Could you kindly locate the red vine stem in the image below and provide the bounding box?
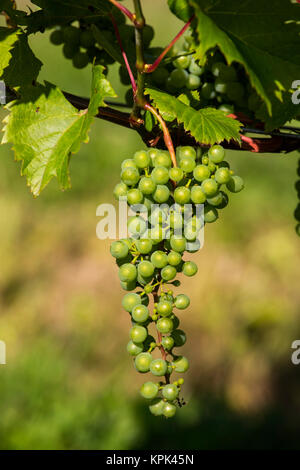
[110,14,137,93]
[107,0,135,23]
[145,14,195,73]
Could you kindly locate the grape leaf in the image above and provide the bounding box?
[167,0,194,22]
[190,0,300,129]
[0,27,19,75]
[2,65,116,196]
[146,87,242,145]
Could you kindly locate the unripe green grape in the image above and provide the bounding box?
[171,329,186,347]
[110,240,129,259]
[137,273,153,287]
[138,176,156,195]
[138,260,155,278]
[204,205,218,223]
[193,164,211,182]
[113,182,127,200]
[202,155,209,164]
[132,304,149,323]
[157,317,174,334]
[147,148,160,165]
[120,280,136,291]
[169,167,184,182]
[161,265,177,281]
[180,156,196,173]
[174,294,190,310]
[219,65,237,82]
[80,29,94,48]
[211,61,226,77]
[201,178,219,197]
[189,58,204,76]
[140,381,159,399]
[151,166,169,184]
[150,225,165,244]
[119,263,137,282]
[183,261,198,277]
[122,158,137,170]
[121,167,140,186]
[127,188,143,205]
[135,352,152,372]
[150,358,168,376]
[170,68,188,88]
[63,42,78,59]
[168,251,182,266]
[127,340,143,356]
[130,326,148,344]
[153,185,170,203]
[208,145,225,163]
[127,216,147,238]
[226,175,244,193]
[172,316,180,329]
[178,378,184,385]
[136,238,153,254]
[122,292,141,313]
[207,192,223,207]
[149,208,167,226]
[174,186,191,204]
[172,356,189,373]
[162,384,179,400]
[191,185,206,204]
[163,402,177,418]
[214,78,227,94]
[151,66,169,85]
[186,74,201,90]
[154,152,172,168]
[134,150,151,169]
[215,191,229,209]
[201,82,216,100]
[169,211,183,230]
[177,146,197,160]
[63,25,80,44]
[50,29,64,45]
[208,162,217,174]
[174,53,190,69]
[162,336,175,350]
[149,398,165,416]
[227,82,244,101]
[151,250,168,268]
[170,235,186,253]
[157,300,173,317]
[215,167,231,184]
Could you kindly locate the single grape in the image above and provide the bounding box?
[174,294,190,310]
[174,186,191,205]
[161,265,177,281]
[138,176,156,195]
[140,381,159,399]
[110,240,129,259]
[150,225,165,244]
[132,304,149,323]
[153,185,170,203]
[80,29,94,48]
[63,42,78,59]
[191,185,206,204]
[171,329,186,347]
[169,211,183,230]
[186,74,201,90]
[127,340,144,356]
[172,316,180,329]
[177,146,197,161]
[208,145,225,163]
[169,167,184,182]
[183,261,198,277]
[121,167,140,186]
[136,238,153,254]
[201,178,219,197]
[189,58,204,76]
[162,384,179,400]
[113,182,128,200]
[214,78,228,94]
[215,167,231,184]
[226,175,244,193]
[157,317,174,334]
[170,235,186,253]
[163,402,177,418]
[122,292,141,313]
[127,216,147,238]
[174,53,190,69]
[211,61,226,77]
[138,260,155,278]
[150,358,168,376]
[172,356,189,373]
[162,336,175,350]
[130,326,148,344]
[157,300,173,317]
[180,156,196,173]
[151,251,168,268]
[135,352,152,372]
[134,150,151,169]
[168,251,182,266]
[219,65,237,82]
[170,68,188,88]
[178,378,184,385]
[120,280,136,291]
[63,25,80,44]
[201,82,216,100]
[149,398,165,416]
[204,205,219,223]
[122,159,137,170]
[151,166,169,184]
[127,188,144,205]
[72,51,90,69]
[215,191,229,209]
[207,192,223,207]
[119,263,137,282]
[154,152,172,168]
[193,164,211,182]
[50,29,64,45]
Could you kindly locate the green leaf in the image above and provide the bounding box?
[167,0,194,22]
[0,27,19,76]
[2,65,116,196]
[146,87,242,145]
[191,0,300,129]
[91,25,123,64]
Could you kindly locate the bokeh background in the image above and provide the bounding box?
[0,0,299,450]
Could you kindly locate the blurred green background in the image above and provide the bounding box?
[0,0,300,450]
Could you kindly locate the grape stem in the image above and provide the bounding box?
[131,0,147,120]
[107,0,136,23]
[145,15,195,74]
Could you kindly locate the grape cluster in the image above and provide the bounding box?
[295,157,300,236]
[111,145,244,417]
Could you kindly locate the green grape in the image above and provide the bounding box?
[170,68,188,88]
[172,356,189,373]
[149,208,167,226]
[122,159,137,170]
[174,294,190,310]
[177,146,197,160]
[208,145,225,163]
[150,358,168,376]
[134,150,151,169]
[140,381,159,399]
[204,205,219,223]
[189,58,204,76]
[127,340,143,356]
[214,78,228,94]
[50,29,64,45]
[132,304,149,323]
[119,263,137,282]
[63,25,80,44]
[211,61,226,77]
[136,238,153,254]
[215,191,229,209]
[172,316,180,329]
[168,251,182,266]
[219,65,237,82]
[135,352,152,372]
[201,178,219,197]
[110,240,129,259]
[80,30,94,48]
[121,167,140,186]
[138,260,155,278]
[169,211,183,230]
[215,167,231,184]
[153,185,170,203]
[226,175,244,193]
[150,225,165,244]
[120,280,136,291]
[149,398,165,416]
[151,251,168,268]
[113,182,127,200]
[163,402,177,418]
[170,235,186,253]
[157,317,174,334]
[183,261,198,277]
[157,300,173,317]
[151,166,170,184]
[161,265,177,281]
[186,74,201,90]
[193,164,211,182]
[180,156,196,173]
[162,336,175,350]
[127,188,144,205]
[169,167,184,182]
[162,384,179,400]
[171,329,186,347]
[122,292,141,313]
[151,66,169,85]
[174,186,191,204]
[139,176,156,195]
[191,185,206,203]
[154,152,172,168]
[227,82,245,101]
[207,192,223,206]
[147,148,160,165]
[127,216,147,238]
[63,42,78,59]
[201,82,216,100]
[174,53,190,69]
[130,326,148,344]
